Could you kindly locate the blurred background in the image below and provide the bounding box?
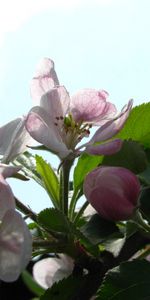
[0,0,150,212]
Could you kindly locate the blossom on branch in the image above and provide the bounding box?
[25,58,132,159]
[83,166,140,221]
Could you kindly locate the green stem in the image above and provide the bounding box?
[59,160,73,216]
[73,200,89,225]
[15,196,37,222]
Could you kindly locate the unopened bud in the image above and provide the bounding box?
[83,166,140,221]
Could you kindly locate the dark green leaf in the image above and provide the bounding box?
[74,153,103,190]
[36,155,59,208]
[103,140,148,174]
[12,173,30,181]
[38,208,70,234]
[82,214,120,245]
[139,188,150,220]
[116,103,150,148]
[97,260,150,300]
[40,275,85,300]
[22,270,45,297]
[139,163,150,185]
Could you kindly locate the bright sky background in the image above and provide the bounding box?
[1,0,150,212]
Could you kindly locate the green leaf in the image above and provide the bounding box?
[97,260,150,300]
[139,163,150,185]
[22,270,45,297]
[117,103,150,148]
[81,214,120,245]
[36,155,59,208]
[102,140,148,174]
[40,275,85,300]
[74,153,103,190]
[38,208,70,234]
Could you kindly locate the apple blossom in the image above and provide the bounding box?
[33,254,74,289]
[26,58,132,159]
[83,166,140,221]
[0,165,32,282]
[0,117,33,163]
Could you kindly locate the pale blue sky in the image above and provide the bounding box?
[0,0,150,212]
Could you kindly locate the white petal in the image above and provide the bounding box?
[0,210,32,282]
[0,175,15,220]
[40,86,70,118]
[0,163,21,178]
[0,117,33,163]
[26,107,71,159]
[31,58,59,104]
[33,255,74,289]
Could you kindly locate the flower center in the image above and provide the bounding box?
[54,114,92,150]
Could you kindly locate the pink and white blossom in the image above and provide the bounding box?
[26,58,132,159]
[0,166,32,282]
[83,166,140,221]
[0,117,33,163]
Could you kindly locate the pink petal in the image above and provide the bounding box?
[0,175,15,220]
[0,210,32,282]
[33,255,74,289]
[25,107,71,159]
[70,89,117,124]
[30,58,59,104]
[40,86,70,119]
[89,99,133,144]
[85,139,123,155]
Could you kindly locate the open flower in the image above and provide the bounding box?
[83,166,140,221]
[0,165,32,282]
[0,117,33,163]
[33,254,74,289]
[25,58,132,159]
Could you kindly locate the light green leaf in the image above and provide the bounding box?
[36,155,59,208]
[22,270,45,297]
[117,103,150,148]
[74,153,103,190]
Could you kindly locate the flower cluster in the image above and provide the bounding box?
[0,57,146,300]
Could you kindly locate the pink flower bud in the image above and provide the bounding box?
[83,166,140,221]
